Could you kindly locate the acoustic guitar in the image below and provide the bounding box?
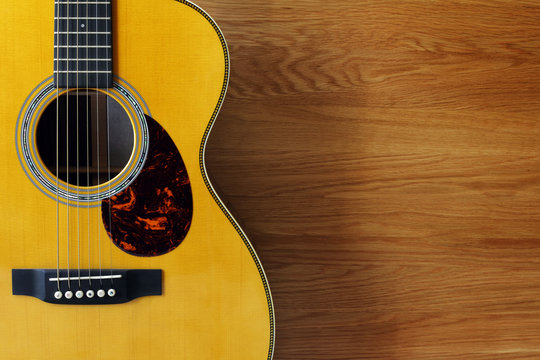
[0,0,274,359]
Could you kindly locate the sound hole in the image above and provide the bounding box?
[36,91,134,187]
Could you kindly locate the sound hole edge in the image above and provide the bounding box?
[36,90,135,188]
[17,81,150,206]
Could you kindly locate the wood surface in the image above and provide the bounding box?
[200,0,540,358]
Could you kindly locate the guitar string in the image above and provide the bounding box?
[66,0,71,291]
[76,0,81,291]
[55,0,60,292]
[86,0,92,289]
[106,0,114,285]
[96,2,103,288]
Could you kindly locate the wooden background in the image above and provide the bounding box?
[199,0,540,358]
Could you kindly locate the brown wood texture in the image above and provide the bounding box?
[200,0,540,358]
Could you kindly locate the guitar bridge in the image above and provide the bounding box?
[12,269,162,305]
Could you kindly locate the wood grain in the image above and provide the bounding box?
[199,0,540,358]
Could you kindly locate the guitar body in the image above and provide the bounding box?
[0,1,274,359]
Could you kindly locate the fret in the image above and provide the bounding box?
[55,4,109,18]
[53,66,112,76]
[55,73,112,88]
[56,58,111,61]
[55,70,112,73]
[55,1,110,3]
[54,1,111,6]
[55,17,110,19]
[55,47,109,60]
[55,45,111,48]
[55,19,110,33]
[54,60,112,72]
[54,34,111,47]
[54,31,112,42]
[55,32,111,34]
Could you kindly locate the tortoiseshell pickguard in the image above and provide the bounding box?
[101,116,193,256]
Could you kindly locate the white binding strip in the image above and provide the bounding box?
[49,274,122,282]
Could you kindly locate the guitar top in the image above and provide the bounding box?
[0,0,274,359]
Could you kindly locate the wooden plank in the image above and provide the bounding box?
[201,0,540,358]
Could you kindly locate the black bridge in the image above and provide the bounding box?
[12,269,162,305]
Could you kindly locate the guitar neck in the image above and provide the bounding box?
[53,0,113,88]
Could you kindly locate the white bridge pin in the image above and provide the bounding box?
[97,289,106,298]
[54,291,62,299]
[65,290,73,299]
[86,290,95,298]
[75,290,84,299]
[107,289,116,297]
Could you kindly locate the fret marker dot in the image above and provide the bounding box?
[81,24,85,28]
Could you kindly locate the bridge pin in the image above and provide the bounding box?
[97,289,105,298]
[107,289,116,297]
[86,289,95,298]
[65,291,73,299]
[54,291,62,300]
[75,290,84,299]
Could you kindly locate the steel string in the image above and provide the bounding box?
[106,0,114,286]
[55,0,61,293]
[66,0,71,291]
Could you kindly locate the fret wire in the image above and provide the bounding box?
[55,64,112,70]
[55,23,110,32]
[54,18,110,21]
[56,70,112,73]
[55,17,110,19]
[55,32,111,34]
[54,62,112,66]
[55,49,109,60]
[56,60,111,62]
[55,4,109,17]
[54,34,111,43]
[55,45,111,47]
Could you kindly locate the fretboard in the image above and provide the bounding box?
[53,0,112,88]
